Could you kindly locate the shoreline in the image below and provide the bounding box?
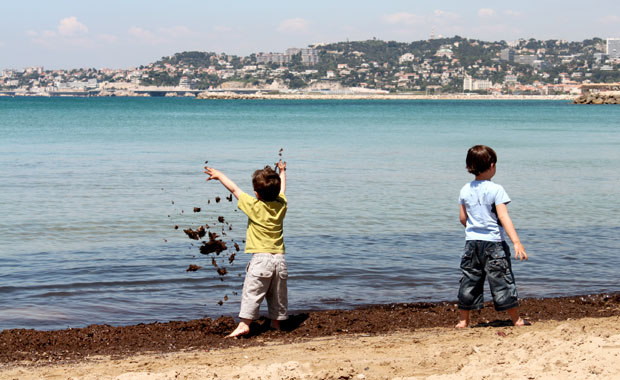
[0,92,575,101]
[2,316,620,379]
[195,93,575,101]
[1,292,618,365]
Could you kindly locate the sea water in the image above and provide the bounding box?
[1,97,619,330]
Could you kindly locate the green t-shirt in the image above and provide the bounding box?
[238,192,287,254]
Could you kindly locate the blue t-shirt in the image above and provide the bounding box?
[459,180,511,242]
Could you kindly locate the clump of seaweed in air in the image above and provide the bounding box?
[170,159,242,306]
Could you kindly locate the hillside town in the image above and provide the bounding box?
[1,36,619,97]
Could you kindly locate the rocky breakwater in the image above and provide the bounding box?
[197,91,266,99]
[573,92,620,104]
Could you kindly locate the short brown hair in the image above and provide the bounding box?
[252,165,281,201]
[466,145,497,175]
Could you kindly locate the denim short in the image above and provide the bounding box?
[457,240,519,312]
[239,253,288,321]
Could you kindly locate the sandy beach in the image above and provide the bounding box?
[2,316,619,380]
[2,294,619,379]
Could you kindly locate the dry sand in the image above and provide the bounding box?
[2,315,619,380]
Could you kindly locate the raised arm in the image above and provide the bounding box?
[495,203,528,261]
[276,160,286,195]
[204,167,242,199]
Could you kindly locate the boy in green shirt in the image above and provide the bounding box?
[204,161,287,338]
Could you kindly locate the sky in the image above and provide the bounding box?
[1,0,619,70]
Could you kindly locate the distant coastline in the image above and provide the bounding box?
[194,92,574,101]
[0,91,575,101]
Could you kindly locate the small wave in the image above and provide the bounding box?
[0,276,214,295]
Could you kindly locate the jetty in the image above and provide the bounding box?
[574,83,620,104]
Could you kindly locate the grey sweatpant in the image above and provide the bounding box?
[239,253,288,321]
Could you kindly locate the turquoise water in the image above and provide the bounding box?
[1,97,619,330]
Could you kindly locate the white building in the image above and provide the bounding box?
[463,76,473,91]
[256,53,290,65]
[285,48,320,65]
[179,77,191,88]
[399,53,415,64]
[607,38,620,59]
[473,79,492,90]
[257,48,319,65]
[504,74,519,85]
[435,45,453,58]
[463,76,493,91]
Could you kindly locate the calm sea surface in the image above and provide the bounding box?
[1,97,619,330]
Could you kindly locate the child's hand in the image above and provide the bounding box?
[513,242,528,261]
[204,167,222,182]
[276,160,286,173]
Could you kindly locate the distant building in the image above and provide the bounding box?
[1,69,17,78]
[435,45,453,58]
[256,52,290,65]
[473,79,492,90]
[607,38,620,59]
[514,55,537,66]
[285,48,320,65]
[504,74,519,85]
[463,76,493,91]
[533,60,550,70]
[257,48,319,65]
[24,66,44,75]
[179,77,190,88]
[399,53,415,64]
[500,48,514,62]
[463,76,473,91]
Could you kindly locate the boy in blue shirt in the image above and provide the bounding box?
[457,145,529,328]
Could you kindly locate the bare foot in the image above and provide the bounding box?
[226,322,250,338]
[455,320,469,328]
[456,310,470,329]
[513,317,531,327]
[270,320,281,330]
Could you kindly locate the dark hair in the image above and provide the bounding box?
[466,145,497,175]
[252,165,281,201]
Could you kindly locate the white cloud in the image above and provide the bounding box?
[213,25,233,33]
[504,10,524,18]
[433,9,460,22]
[42,30,57,39]
[58,16,88,36]
[600,14,620,24]
[128,25,195,45]
[160,26,192,38]
[382,10,462,39]
[278,18,310,33]
[97,34,118,44]
[478,8,496,17]
[128,26,160,44]
[383,12,424,25]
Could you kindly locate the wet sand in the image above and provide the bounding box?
[1,293,619,379]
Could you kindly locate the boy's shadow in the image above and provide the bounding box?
[244,313,309,338]
[472,319,514,328]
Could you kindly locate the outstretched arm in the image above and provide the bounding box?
[276,160,286,195]
[204,167,242,199]
[495,203,528,261]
